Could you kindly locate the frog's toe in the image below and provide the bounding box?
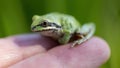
[71,41,79,47]
[71,39,85,47]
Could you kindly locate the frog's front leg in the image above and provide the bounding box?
[58,30,72,44]
[71,23,95,47]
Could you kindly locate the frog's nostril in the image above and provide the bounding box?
[31,26,36,31]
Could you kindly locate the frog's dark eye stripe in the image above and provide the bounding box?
[32,22,62,30]
[40,21,61,28]
[51,23,61,28]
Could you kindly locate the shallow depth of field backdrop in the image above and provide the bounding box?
[0,0,120,68]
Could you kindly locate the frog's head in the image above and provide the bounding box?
[31,15,61,31]
[31,15,62,37]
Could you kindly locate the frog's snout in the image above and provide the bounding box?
[31,26,36,32]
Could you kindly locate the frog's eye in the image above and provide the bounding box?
[42,21,47,25]
[40,21,49,27]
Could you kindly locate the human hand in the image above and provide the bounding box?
[0,34,110,68]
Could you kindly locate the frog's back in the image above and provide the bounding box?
[43,12,80,33]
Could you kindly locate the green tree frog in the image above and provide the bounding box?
[31,12,95,47]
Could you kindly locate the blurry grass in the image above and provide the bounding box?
[0,0,120,68]
[101,0,120,68]
[0,16,5,37]
[44,0,67,13]
[0,0,29,36]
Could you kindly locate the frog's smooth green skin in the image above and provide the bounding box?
[31,12,95,47]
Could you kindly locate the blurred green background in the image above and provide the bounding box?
[0,0,120,68]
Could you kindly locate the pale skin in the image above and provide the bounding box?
[0,34,110,68]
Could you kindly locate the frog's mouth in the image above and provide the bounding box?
[31,26,59,32]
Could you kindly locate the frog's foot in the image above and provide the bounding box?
[71,36,86,47]
[71,23,95,47]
